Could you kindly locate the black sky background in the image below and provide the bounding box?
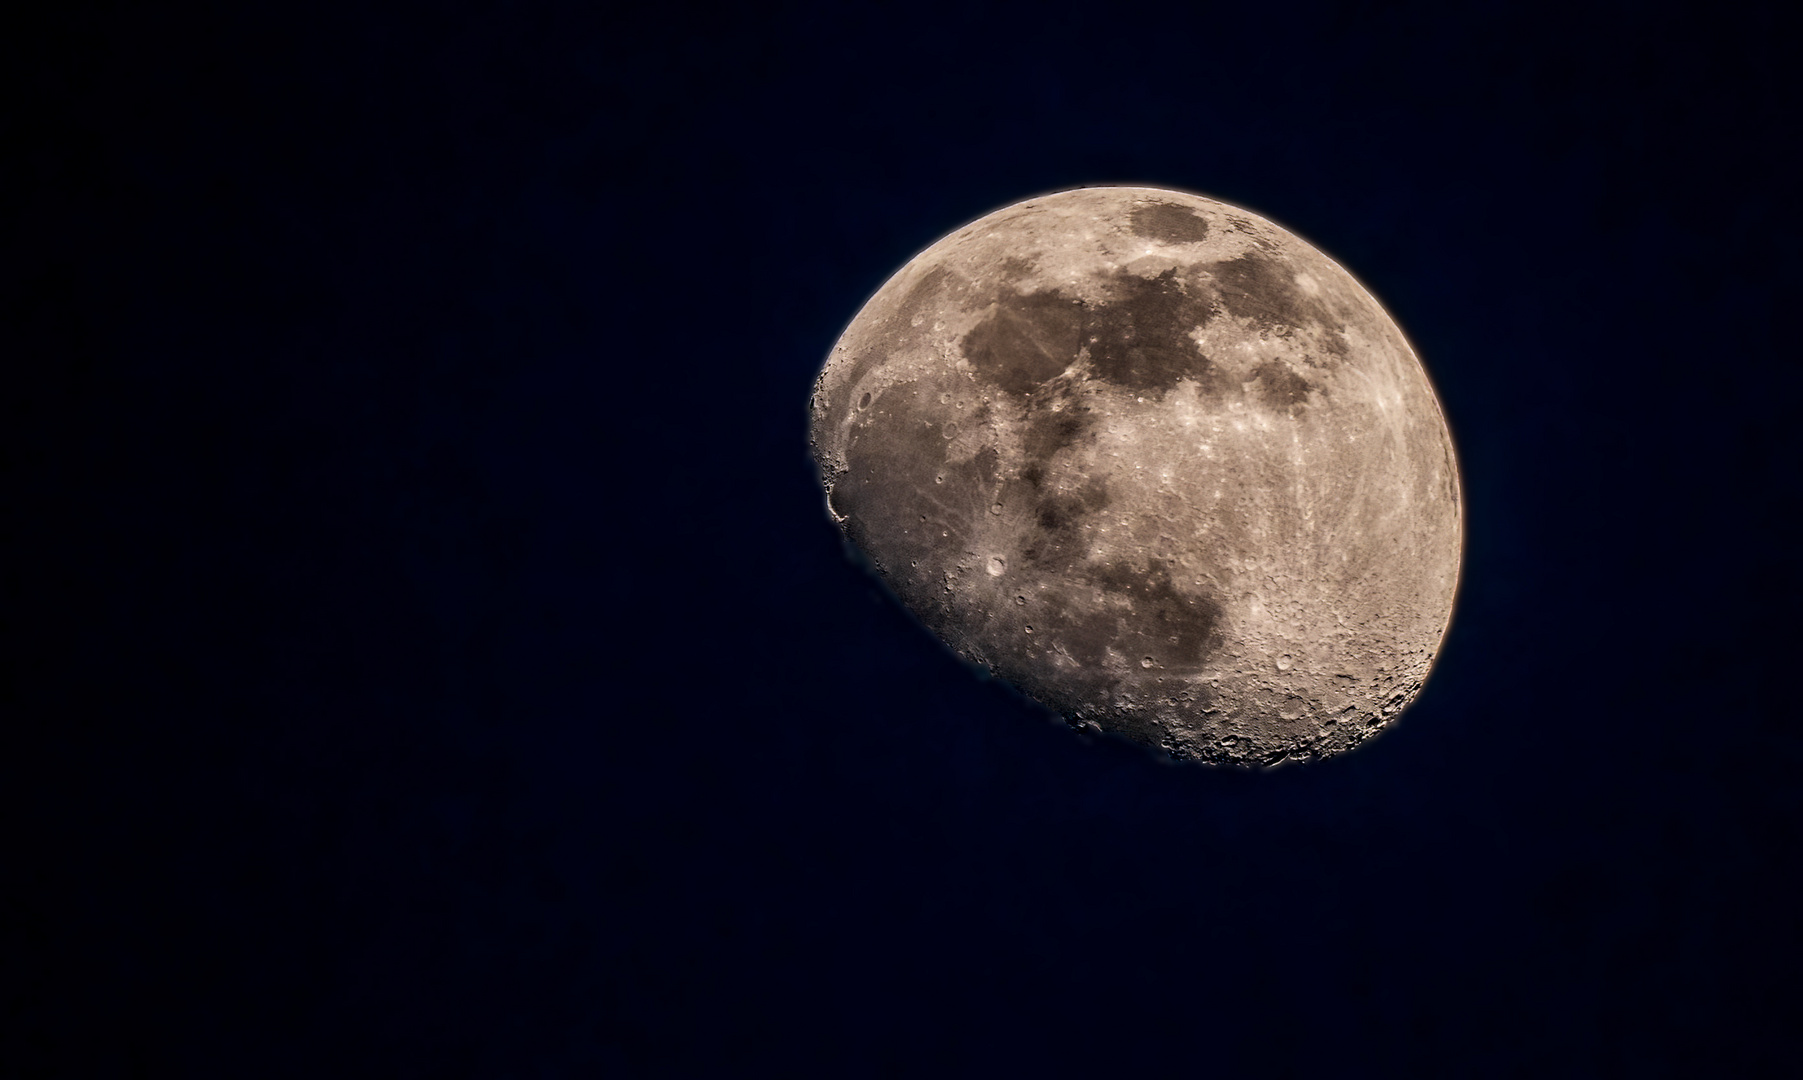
[9,1,1799,1076]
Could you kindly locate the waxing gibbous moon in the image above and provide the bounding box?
[810,186,1460,767]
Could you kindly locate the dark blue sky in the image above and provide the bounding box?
[10,2,1797,1076]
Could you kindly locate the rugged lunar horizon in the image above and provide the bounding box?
[810,186,1460,767]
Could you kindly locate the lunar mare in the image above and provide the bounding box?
[810,187,1460,766]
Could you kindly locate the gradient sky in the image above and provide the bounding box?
[11,2,1796,1076]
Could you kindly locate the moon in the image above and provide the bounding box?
[809,186,1460,767]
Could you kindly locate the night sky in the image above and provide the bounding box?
[11,2,1799,1076]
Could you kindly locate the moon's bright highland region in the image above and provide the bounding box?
[810,187,1460,767]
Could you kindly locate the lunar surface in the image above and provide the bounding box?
[810,186,1460,766]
